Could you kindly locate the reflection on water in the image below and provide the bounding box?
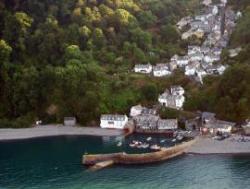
[0,135,250,189]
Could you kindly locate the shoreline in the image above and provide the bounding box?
[0,125,124,141]
[187,136,250,154]
[1,127,250,155]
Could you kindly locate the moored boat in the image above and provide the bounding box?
[150,144,161,151]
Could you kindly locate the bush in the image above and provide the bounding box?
[0,114,34,128]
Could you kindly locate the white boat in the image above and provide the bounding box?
[160,139,166,143]
[117,142,122,147]
[146,137,152,141]
[172,139,176,142]
[150,144,161,151]
[129,143,136,148]
[176,135,184,141]
[140,143,149,149]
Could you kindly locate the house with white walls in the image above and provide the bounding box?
[185,61,200,76]
[153,64,171,77]
[170,86,185,96]
[100,114,128,129]
[176,56,189,67]
[158,87,185,110]
[134,63,153,74]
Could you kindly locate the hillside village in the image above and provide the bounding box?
[98,0,247,138]
[134,0,242,84]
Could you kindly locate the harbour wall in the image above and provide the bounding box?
[82,139,196,165]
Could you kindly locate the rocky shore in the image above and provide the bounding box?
[0,125,124,141]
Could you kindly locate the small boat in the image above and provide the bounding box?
[132,140,141,145]
[160,139,166,143]
[176,135,184,141]
[129,143,136,148]
[146,137,152,141]
[140,143,149,149]
[117,142,122,147]
[172,139,176,142]
[150,144,161,151]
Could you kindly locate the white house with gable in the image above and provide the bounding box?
[188,46,201,56]
[158,87,185,110]
[185,61,200,76]
[153,64,171,77]
[170,86,185,96]
[130,105,144,117]
[100,114,128,129]
[189,52,204,62]
[176,56,189,67]
[134,63,152,74]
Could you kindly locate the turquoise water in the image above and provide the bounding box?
[0,135,250,189]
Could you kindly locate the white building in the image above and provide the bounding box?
[188,46,201,56]
[195,15,207,22]
[196,67,207,78]
[171,54,179,62]
[153,64,171,77]
[204,53,220,63]
[169,61,178,71]
[177,16,192,29]
[158,119,178,130]
[100,114,128,129]
[221,0,227,6]
[176,56,189,67]
[212,5,219,15]
[229,47,242,58]
[185,61,200,76]
[206,64,227,75]
[134,64,152,74]
[189,52,204,62]
[202,0,212,6]
[158,88,185,110]
[130,105,144,117]
[64,117,76,126]
[170,86,185,96]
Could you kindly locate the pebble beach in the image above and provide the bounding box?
[0,125,124,141]
[188,136,250,154]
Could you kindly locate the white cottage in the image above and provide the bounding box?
[188,45,201,56]
[202,0,212,6]
[176,56,189,67]
[64,117,76,126]
[169,60,178,71]
[170,86,185,96]
[206,64,227,75]
[158,88,185,110]
[153,64,171,77]
[185,61,200,76]
[189,52,204,62]
[100,114,128,129]
[204,53,220,63]
[130,105,144,117]
[134,64,152,74]
[158,119,178,130]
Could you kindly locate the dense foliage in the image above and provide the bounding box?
[0,0,200,127]
[0,0,249,127]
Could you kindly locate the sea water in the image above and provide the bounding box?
[0,135,249,189]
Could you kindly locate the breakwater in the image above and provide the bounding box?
[82,139,196,168]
